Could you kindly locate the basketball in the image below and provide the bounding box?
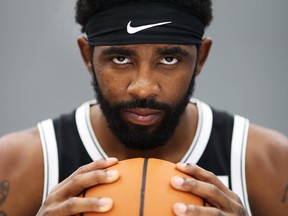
[80,158,208,215]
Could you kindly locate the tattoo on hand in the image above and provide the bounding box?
[282,184,288,204]
[0,181,9,205]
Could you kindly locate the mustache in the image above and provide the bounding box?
[111,98,173,111]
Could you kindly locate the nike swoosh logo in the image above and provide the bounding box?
[127,21,172,34]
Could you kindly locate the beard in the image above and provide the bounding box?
[92,71,196,151]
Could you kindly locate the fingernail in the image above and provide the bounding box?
[98,197,113,212]
[177,162,196,169]
[171,176,184,187]
[174,203,187,214]
[106,169,119,176]
[105,157,118,162]
[176,162,187,168]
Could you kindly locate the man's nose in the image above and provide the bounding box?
[127,65,160,99]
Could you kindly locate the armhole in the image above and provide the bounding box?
[38,119,59,203]
[231,115,252,215]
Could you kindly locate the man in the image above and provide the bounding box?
[0,0,287,215]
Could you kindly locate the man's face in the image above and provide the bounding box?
[91,44,198,150]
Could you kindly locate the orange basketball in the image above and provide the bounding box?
[80,158,208,215]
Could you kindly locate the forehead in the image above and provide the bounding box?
[94,44,197,56]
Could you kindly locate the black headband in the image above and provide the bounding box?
[85,2,205,46]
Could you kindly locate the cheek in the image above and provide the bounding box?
[96,70,130,102]
[161,71,194,103]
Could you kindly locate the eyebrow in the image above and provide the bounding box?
[100,46,190,58]
[101,47,136,56]
[156,46,189,57]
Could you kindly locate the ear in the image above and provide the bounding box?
[195,37,213,76]
[77,36,93,74]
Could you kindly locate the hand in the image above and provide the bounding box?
[36,157,119,216]
[170,163,247,216]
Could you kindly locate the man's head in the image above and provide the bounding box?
[75,0,213,150]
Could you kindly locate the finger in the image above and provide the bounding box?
[51,157,118,193]
[57,169,120,199]
[173,203,224,216]
[176,163,235,198]
[176,163,245,208]
[171,176,228,209]
[171,176,245,213]
[55,197,113,215]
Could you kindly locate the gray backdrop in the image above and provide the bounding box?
[1,0,287,136]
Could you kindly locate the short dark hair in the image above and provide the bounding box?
[75,0,213,33]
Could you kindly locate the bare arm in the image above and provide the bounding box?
[246,125,288,216]
[0,129,44,215]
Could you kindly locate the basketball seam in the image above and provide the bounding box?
[140,158,149,216]
[203,199,207,206]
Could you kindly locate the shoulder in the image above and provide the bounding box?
[246,124,288,215]
[0,128,44,215]
[247,124,288,169]
[247,124,288,161]
[0,128,43,170]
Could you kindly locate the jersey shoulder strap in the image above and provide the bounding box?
[230,115,252,215]
[37,119,59,203]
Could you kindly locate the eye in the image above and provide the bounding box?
[112,56,131,64]
[159,57,178,65]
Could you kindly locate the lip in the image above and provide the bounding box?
[122,108,164,126]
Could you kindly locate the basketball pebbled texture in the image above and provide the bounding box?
[80,158,208,216]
